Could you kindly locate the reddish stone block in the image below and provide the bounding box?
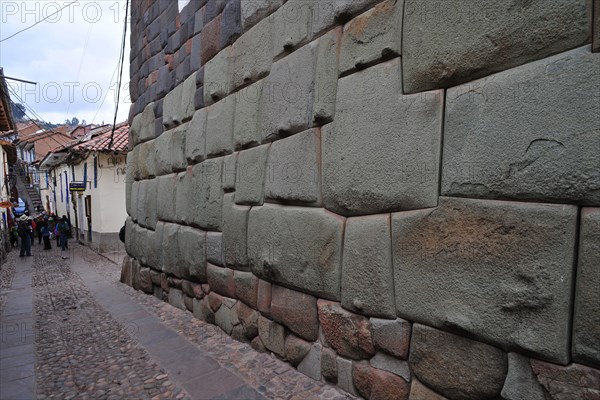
[285,335,312,367]
[271,285,319,342]
[318,300,375,360]
[208,291,224,312]
[257,279,271,317]
[353,361,410,400]
[234,301,259,340]
[201,14,222,64]
[233,270,259,309]
[207,263,236,298]
[409,379,447,400]
[530,360,600,399]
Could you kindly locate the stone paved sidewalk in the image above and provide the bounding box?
[1,244,354,399]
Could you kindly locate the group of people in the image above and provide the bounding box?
[10,214,72,258]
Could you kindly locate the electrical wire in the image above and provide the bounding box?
[0,1,79,43]
[108,0,129,150]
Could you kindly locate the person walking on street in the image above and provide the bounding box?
[41,219,52,250]
[18,217,32,257]
[58,216,70,258]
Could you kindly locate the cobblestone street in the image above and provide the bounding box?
[0,245,353,400]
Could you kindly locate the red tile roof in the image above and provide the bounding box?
[64,122,129,153]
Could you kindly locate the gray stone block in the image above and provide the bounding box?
[160,222,181,276]
[241,0,284,31]
[370,352,411,382]
[222,193,251,269]
[206,231,224,266]
[163,83,184,128]
[181,72,197,122]
[235,144,270,205]
[233,80,264,149]
[342,214,395,318]
[402,0,591,93]
[134,102,156,145]
[189,158,224,230]
[370,318,411,360]
[442,46,600,205]
[271,285,319,341]
[233,270,259,308]
[207,264,236,298]
[222,152,238,191]
[154,123,189,175]
[312,28,339,124]
[500,353,545,400]
[186,108,207,164]
[168,288,186,310]
[337,357,358,396]
[298,343,322,380]
[311,0,384,37]
[141,178,158,230]
[206,95,235,156]
[137,140,156,179]
[264,128,321,205]
[392,197,578,364]
[204,46,232,105]
[178,225,207,282]
[156,173,178,222]
[174,169,192,225]
[258,316,286,357]
[231,13,273,91]
[260,41,317,140]
[130,181,140,222]
[573,208,600,367]
[323,58,443,216]
[271,0,312,59]
[221,0,242,47]
[248,203,344,300]
[129,113,142,148]
[339,0,402,75]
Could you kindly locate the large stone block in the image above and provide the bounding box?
[137,140,156,179]
[231,15,273,91]
[130,181,140,223]
[442,46,600,205]
[134,102,156,145]
[163,83,184,128]
[233,270,258,308]
[312,28,339,124]
[234,144,270,205]
[181,72,197,122]
[342,214,395,318]
[240,0,284,31]
[258,316,286,357]
[270,285,319,341]
[501,353,546,400]
[370,352,411,382]
[178,226,207,282]
[174,168,193,225]
[204,46,232,105]
[205,95,235,157]
[222,152,237,191]
[140,178,158,230]
[189,158,224,230]
[352,361,410,400]
[160,222,182,277]
[530,360,600,399]
[206,231,224,266]
[233,80,264,149]
[339,0,402,75]
[271,0,312,60]
[185,108,207,164]
[156,173,178,222]
[370,318,412,360]
[323,58,443,216]
[298,343,322,380]
[222,193,250,269]
[207,264,236,298]
[248,204,344,299]
[264,128,321,205]
[409,324,507,400]
[392,197,578,363]
[402,0,590,93]
[200,14,221,64]
[285,334,312,367]
[311,0,385,37]
[573,208,600,367]
[154,123,189,175]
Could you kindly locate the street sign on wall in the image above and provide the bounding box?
[69,182,86,192]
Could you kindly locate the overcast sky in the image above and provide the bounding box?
[0,0,131,126]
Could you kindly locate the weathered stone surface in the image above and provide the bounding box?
[284,335,312,367]
[222,152,237,191]
[174,168,192,225]
[205,95,235,156]
[443,46,600,205]
[530,360,600,400]
[138,267,154,294]
[311,0,384,37]
[409,324,508,400]
[248,204,344,299]
[233,80,264,148]
[402,0,591,93]
[189,158,224,230]
[258,316,286,357]
[393,197,578,363]
[168,288,186,310]
[573,208,600,367]
[181,71,197,121]
[206,264,236,298]
[204,46,232,105]
[250,336,267,353]
[156,174,177,222]
[137,140,157,179]
[339,0,402,75]
[130,181,140,222]
[185,108,207,164]
[323,58,442,216]
[501,353,546,400]
[160,223,182,277]
[155,122,188,174]
[342,214,394,317]
[409,379,447,400]
[163,84,184,128]
[177,226,207,282]
[371,318,411,360]
[312,28,339,124]
[318,300,375,360]
[233,301,259,340]
[240,0,284,31]
[322,347,337,383]
[370,352,411,382]
[129,112,142,148]
[231,15,272,91]
[337,357,358,396]
[235,144,269,205]
[221,0,242,47]
[353,361,410,400]
[260,42,316,140]
[257,279,271,316]
[206,231,224,266]
[193,297,215,324]
[298,343,322,380]
[138,102,157,143]
[264,128,321,205]
[208,291,225,312]
[233,270,258,308]
[215,304,240,334]
[271,0,312,59]
[222,193,250,268]
[141,178,159,230]
[201,14,221,64]
[270,285,319,341]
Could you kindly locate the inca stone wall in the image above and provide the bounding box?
[124,0,600,398]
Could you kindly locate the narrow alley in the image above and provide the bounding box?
[0,245,352,400]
